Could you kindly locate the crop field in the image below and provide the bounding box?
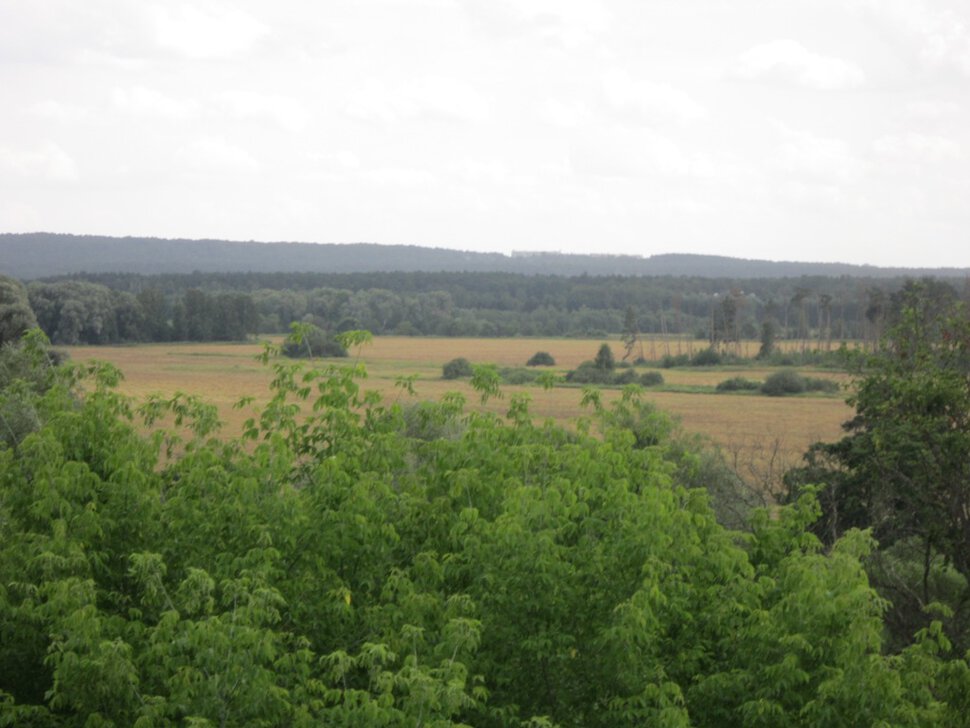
[68,336,854,489]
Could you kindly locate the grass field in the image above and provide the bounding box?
[67,336,854,489]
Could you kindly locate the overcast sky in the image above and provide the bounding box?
[2,0,969,267]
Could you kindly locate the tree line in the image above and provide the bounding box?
[10,269,960,345]
[1,277,258,346]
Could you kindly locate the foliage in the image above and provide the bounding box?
[526,351,555,367]
[594,342,616,371]
[760,371,838,397]
[661,353,691,368]
[1,327,968,725]
[280,322,348,359]
[442,357,474,379]
[757,319,776,359]
[567,364,663,389]
[690,347,722,366]
[760,371,807,396]
[716,376,761,392]
[788,281,970,650]
[500,367,542,385]
[565,361,614,385]
[0,276,37,346]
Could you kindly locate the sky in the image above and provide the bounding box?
[1,0,969,268]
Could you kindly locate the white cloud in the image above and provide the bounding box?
[458,0,611,48]
[535,98,591,128]
[149,4,269,59]
[602,70,706,123]
[218,91,309,132]
[0,142,79,182]
[177,137,259,172]
[872,133,962,161]
[905,99,962,118]
[346,76,489,125]
[773,127,865,183]
[306,150,360,172]
[334,151,360,170]
[519,0,612,49]
[734,39,866,90]
[859,0,970,76]
[29,100,94,124]
[569,127,700,179]
[362,167,437,188]
[111,85,199,120]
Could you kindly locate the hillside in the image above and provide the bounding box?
[2,232,968,280]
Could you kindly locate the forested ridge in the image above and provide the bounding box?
[4,232,970,280]
[2,313,970,726]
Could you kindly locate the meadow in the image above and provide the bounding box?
[67,335,853,489]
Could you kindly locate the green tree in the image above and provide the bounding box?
[757,319,777,359]
[442,356,474,379]
[594,343,616,371]
[0,276,37,346]
[790,280,970,648]
[2,323,968,726]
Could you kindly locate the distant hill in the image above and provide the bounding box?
[2,232,967,280]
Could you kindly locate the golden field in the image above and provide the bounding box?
[67,336,854,487]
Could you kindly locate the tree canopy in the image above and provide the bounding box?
[789,280,970,650]
[1,329,969,725]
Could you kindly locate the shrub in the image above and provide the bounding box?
[594,343,616,371]
[690,347,722,366]
[281,324,348,359]
[565,361,613,384]
[640,371,664,387]
[442,357,474,379]
[613,369,637,385]
[804,376,839,393]
[661,353,690,368]
[526,351,555,367]
[760,370,807,396]
[500,367,541,385]
[716,376,761,392]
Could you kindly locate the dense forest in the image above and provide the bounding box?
[6,269,964,347]
[1,281,970,725]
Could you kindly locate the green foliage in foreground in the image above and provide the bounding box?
[1,334,969,726]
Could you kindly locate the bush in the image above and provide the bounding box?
[716,376,761,392]
[442,357,474,379]
[640,371,664,387]
[661,353,690,368]
[613,369,637,385]
[804,376,839,393]
[760,370,807,396]
[594,343,615,370]
[565,361,613,384]
[690,347,722,366]
[500,367,541,385]
[526,351,555,366]
[281,325,348,359]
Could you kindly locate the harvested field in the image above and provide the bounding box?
[67,336,854,490]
